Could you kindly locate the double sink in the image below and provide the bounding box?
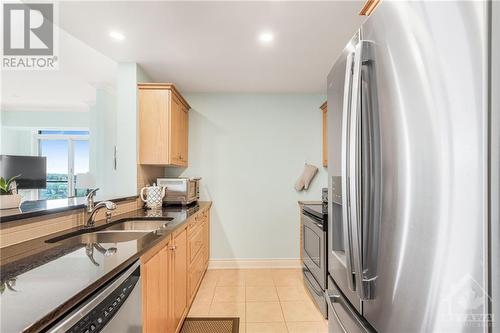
[46,218,175,245]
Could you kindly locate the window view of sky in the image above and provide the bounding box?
[39,138,89,174]
[40,140,69,174]
[38,137,90,199]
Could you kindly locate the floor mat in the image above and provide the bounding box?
[180,317,239,333]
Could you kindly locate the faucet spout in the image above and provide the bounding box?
[85,201,116,228]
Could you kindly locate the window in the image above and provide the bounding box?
[37,130,90,200]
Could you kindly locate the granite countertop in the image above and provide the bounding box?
[0,202,211,333]
[0,195,139,223]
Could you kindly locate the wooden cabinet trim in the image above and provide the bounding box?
[320,101,328,167]
[138,83,191,110]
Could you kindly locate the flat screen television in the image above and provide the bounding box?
[0,155,47,189]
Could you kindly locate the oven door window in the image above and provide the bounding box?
[303,224,321,269]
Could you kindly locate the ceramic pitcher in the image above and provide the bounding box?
[140,183,166,209]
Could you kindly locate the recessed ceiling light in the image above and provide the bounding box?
[258,32,274,44]
[109,31,125,41]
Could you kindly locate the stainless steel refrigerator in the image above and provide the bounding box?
[326,1,498,332]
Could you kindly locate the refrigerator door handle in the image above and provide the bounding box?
[350,39,380,301]
[349,39,367,300]
[341,50,356,292]
[360,39,381,301]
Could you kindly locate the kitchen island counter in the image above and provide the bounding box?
[0,202,211,333]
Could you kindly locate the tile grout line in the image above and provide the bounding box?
[208,271,220,316]
[273,276,289,331]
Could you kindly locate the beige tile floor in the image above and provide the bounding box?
[187,269,328,333]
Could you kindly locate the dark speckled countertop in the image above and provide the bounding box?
[0,195,138,223]
[0,202,211,333]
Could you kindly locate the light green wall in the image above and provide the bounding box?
[1,127,34,155]
[0,110,89,156]
[167,93,327,260]
[1,110,89,128]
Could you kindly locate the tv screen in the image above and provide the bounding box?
[0,155,47,189]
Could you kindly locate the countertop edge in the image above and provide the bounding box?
[0,195,139,223]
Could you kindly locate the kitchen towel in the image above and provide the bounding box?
[295,163,318,191]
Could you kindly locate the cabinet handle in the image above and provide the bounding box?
[169,245,177,251]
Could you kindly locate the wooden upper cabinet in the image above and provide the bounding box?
[138,83,190,167]
[320,101,328,167]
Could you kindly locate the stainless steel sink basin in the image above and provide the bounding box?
[104,220,170,232]
[57,231,150,244]
[45,218,172,244]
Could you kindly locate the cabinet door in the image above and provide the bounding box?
[139,89,169,164]
[169,95,183,166]
[142,246,171,333]
[180,107,189,165]
[173,228,188,331]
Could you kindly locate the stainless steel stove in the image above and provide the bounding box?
[301,188,328,318]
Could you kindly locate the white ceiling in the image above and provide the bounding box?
[1,29,118,112]
[59,1,365,93]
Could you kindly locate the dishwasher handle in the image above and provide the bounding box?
[47,260,141,333]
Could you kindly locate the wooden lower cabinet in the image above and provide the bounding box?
[141,205,211,333]
[142,244,171,333]
[173,228,188,332]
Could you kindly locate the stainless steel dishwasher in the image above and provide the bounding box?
[47,261,142,333]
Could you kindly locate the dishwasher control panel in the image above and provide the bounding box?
[66,267,139,333]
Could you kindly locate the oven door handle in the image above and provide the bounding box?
[303,269,324,296]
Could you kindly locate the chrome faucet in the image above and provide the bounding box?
[85,188,100,213]
[85,201,116,228]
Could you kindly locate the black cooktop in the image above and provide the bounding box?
[303,204,328,222]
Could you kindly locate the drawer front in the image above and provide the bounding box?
[188,250,205,299]
[202,221,209,265]
[188,212,205,232]
[188,226,204,264]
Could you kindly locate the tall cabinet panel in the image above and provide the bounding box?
[172,228,188,332]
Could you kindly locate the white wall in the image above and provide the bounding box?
[167,94,327,260]
[89,88,118,199]
[113,63,152,198]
